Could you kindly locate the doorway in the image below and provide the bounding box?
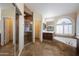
[24,12,33,45]
[0,17,14,56]
[4,17,13,44]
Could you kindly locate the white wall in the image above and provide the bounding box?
[33,13,35,43]
[41,17,44,42]
[0,21,2,33]
[76,14,79,35]
[76,12,79,39]
[19,15,24,52]
[0,8,1,33]
[0,8,1,20]
[15,3,24,15]
[12,7,16,47]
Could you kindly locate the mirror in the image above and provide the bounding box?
[47,25,54,31]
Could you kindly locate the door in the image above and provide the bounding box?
[4,17,13,44]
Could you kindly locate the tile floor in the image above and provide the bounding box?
[21,39,76,56]
[0,38,77,56]
[0,41,15,56]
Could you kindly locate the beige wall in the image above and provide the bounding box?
[2,7,15,17]
[45,12,77,36]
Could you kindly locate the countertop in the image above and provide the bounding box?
[43,30,54,33]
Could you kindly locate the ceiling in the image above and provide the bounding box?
[25,3,79,18]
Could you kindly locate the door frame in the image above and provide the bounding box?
[1,16,15,45]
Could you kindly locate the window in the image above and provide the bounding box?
[56,18,72,35]
[56,25,63,34]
